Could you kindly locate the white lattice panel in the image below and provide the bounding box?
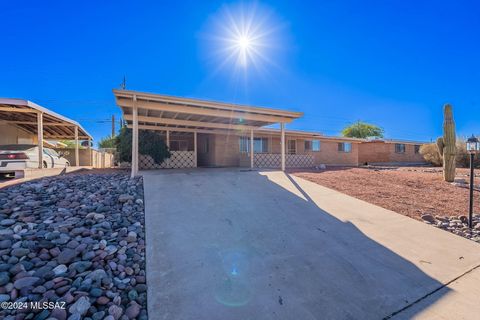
[253,153,314,168]
[139,151,196,169]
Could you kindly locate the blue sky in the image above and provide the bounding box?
[1,1,479,145]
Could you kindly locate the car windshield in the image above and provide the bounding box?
[46,148,59,157]
[0,144,36,151]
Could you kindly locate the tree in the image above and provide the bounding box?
[115,127,170,164]
[341,121,384,139]
[59,140,79,148]
[98,136,116,149]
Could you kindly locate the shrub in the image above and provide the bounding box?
[420,139,480,168]
[456,138,480,168]
[115,127,170,164]
[419,143,442,166]
[98,136,116,149]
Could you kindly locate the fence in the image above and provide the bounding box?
[139,151,196,169]
[53,148,115,168]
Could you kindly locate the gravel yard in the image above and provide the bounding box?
[292,166,480,242]
[0,170,147,320]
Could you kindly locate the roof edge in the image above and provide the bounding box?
[113,89,303,119]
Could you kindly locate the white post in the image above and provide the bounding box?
[166,130,170,148]
[74,126,80,166]
[88,138,92,167]
[131,95,139,177]
[281,123,285,171]
[250,129,254,168]
[194,131,197,167]
[37,112,43,168]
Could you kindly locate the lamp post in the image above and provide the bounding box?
[466,135,480,228]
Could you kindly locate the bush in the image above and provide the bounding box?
[420,139,480,168]
[115,127,170,164]
[456,138,480,168]
[419,143,442,166]
[98,136,116,149]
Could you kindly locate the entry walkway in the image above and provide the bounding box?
[143,169,480,319]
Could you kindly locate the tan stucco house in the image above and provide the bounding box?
[114,89,426,176]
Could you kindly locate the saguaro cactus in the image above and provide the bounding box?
[436,104,456,182]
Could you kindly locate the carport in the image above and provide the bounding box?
[0,98,92,167]
[113,89,303,177]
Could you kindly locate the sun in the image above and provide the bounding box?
[237,36,251,51]
[205,3,280,70]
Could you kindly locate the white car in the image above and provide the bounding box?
[0,144,70,173]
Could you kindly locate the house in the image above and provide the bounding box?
[115,89,426,176]
[358,139,426,165]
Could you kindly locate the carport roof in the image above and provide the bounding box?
[0,98,91,139]
[114,89,303,133]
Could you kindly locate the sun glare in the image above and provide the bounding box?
[206,3,280,71]
[237,36,251,51]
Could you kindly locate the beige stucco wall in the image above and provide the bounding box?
[358,141,425,164]
[0,123,35,145]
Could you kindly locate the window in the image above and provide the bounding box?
[414,144,420,154]
[239,137,268,153]
[287,140,296,154]
[395,143,406,153]
[305,140,321,152]
[170,140,188,151]
[338,142,352,153]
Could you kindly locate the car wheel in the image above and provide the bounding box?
[43,161,48,168]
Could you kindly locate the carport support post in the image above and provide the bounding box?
[37,111,43,168]
[131,95,139,177]
[74,126,80,166]
[281,122,285,171]
[194,131,197,167]
[166,130,170,148]
[88,137,92,166]
[250,129,254,168]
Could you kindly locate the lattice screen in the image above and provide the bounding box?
[253,153,314,168]
[139,151,196,169]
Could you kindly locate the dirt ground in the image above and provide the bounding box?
[291,166,480,221]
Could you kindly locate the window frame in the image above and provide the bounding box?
[395,143,406,154]
[170,140,189,151]
[338,142,352,153]
[239,137,268,153]
[414,144,420,154]
[305,139,321,152]
[287,139,297,154]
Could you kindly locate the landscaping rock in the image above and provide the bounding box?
[422,213,480,243]
[53,264,68,276]
[0,172,146,319]
[69,296,91,316]
[13,276,40,289]
[421,214,435,224]
[57,248,77,264]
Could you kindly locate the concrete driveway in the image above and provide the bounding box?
[143,169,480,320]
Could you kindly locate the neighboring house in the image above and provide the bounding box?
[358,139,426,165]
[0,98,92,168]
[114,89,426,176]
